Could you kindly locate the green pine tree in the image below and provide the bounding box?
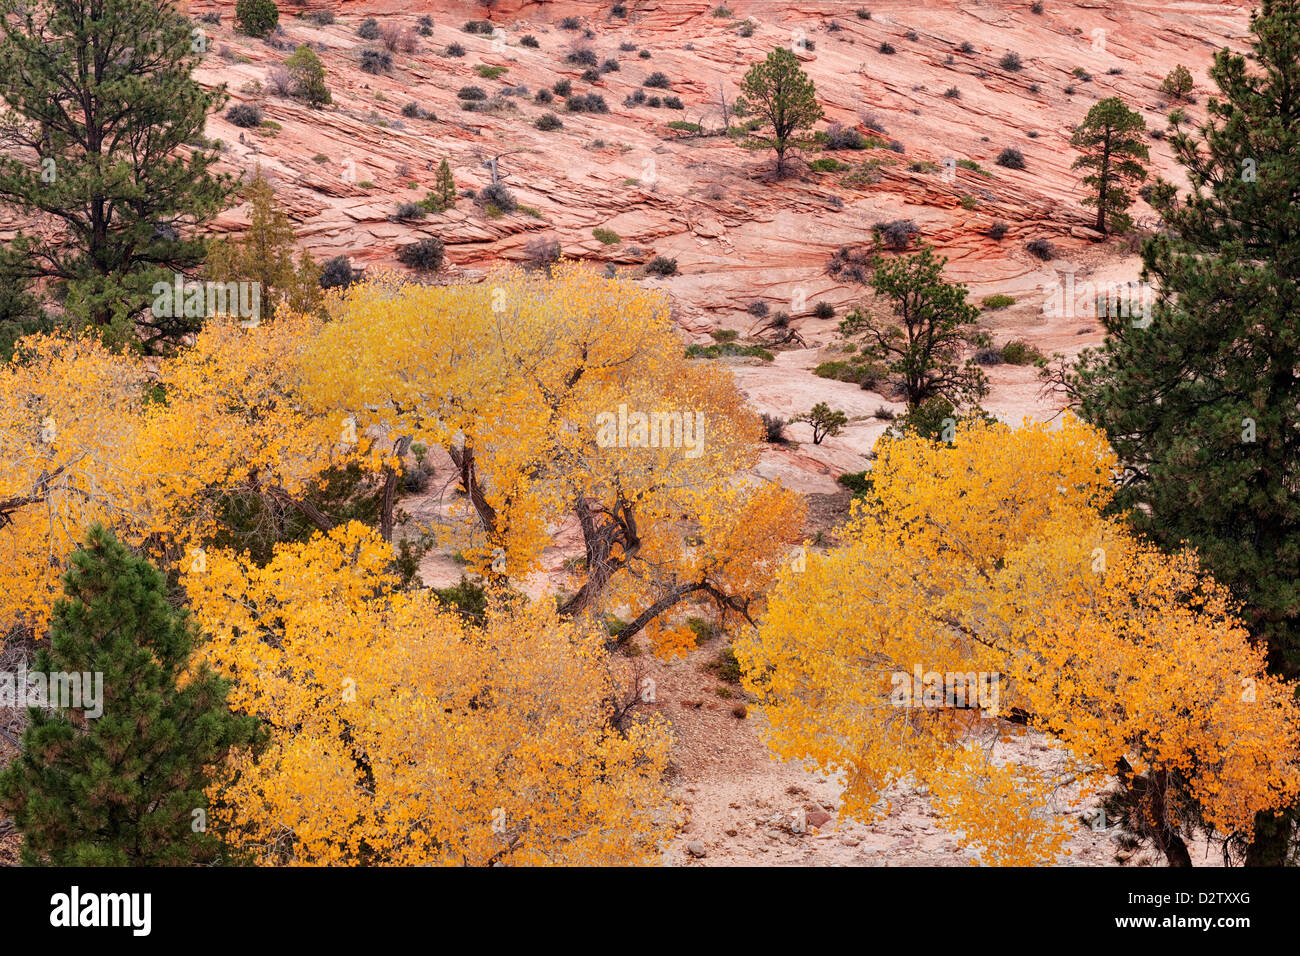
[0,524,261,865]
[434,158,457,211]
[0,0,233,353]
[735,47,824,177]
[1070,96,1150,234]
[1069,0,1300,865]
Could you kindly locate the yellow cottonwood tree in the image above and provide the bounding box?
[737,417,1300,865]
[185,522,674,865]
[302,263,804,653]
[0,316,374,644]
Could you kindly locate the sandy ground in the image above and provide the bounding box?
[631,635,1215,867]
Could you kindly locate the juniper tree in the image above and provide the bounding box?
[286,44,331,107]
[0,524,260,865]
[840,243,989,410]
[735,47,824,177]
[0,0,232,352]
[1068,0,1300,866]
[1069,96,1149,234]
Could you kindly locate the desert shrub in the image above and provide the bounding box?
[463,20,494,34]
[553,78,572,96]
[357,18,380,39]
[905,29,919,41]
[873,218,920,251]
[662,95,684,110]
[859,111,887,133]
[360,49,393,74]
[711,329,739,342]
[445,42,466,57]
[812,301,835,319]
[879,41,896,54]
[397,237,445,272]
[392,202,426,221]
[602,58,620,73]
[267,65,293,96]
[535,88,554,104]
[566,93,609,113]
[559,16,580,29]
[418,14,434,32]
[1000,339,1045,365]
[581,68,600,82]
[235,0,278,38]
[645,256,678,276]
[226,103,262,127]
[944,86,960,99]
[612,3,628,17]
[1064,83,1076,95]
[813,359,883,389]
[644,71,671,89]
[478,182,517,213]
[521,34,540,48]
[999,51,1023,71]
[639,49,651,59]
[1031,1,1044,12]
[535,112,563,130]
[996,146,1026,169]
[379,21,410,52]
[761,413,787,443]
[646,96,662,108]
[825,123,866,150]
[982,294,1016,310]
[975,346,1003,365]
[686,342,774,361]
[1026,238,1055,260]
[319,256,356,289]
[959,40,974,53]
[476,64,508,79]
[810,158,848,172]
[402,101,426,118]
[458,85,488,100]
[624,88,647,106]
[197,11,221,24]
[593,227,621,244]
[825,244,874,283]
[566,46,598,66]
[523,236,562,269]
[856,8,872,18]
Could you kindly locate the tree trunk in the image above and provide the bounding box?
[379,435,413,542]
[1245,808,1294,866]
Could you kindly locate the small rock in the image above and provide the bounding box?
[724,828,738,837]
[687,841,708,858]
[1070,225,1106,241]
[807,809,833,828]
[839,834,861,847]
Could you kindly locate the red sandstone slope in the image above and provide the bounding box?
[1,2,1254,483]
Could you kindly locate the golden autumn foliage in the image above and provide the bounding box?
[185,522,674,865]
[737,417,1300,865]
[0,316,371,641]
[301,263,805,654]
